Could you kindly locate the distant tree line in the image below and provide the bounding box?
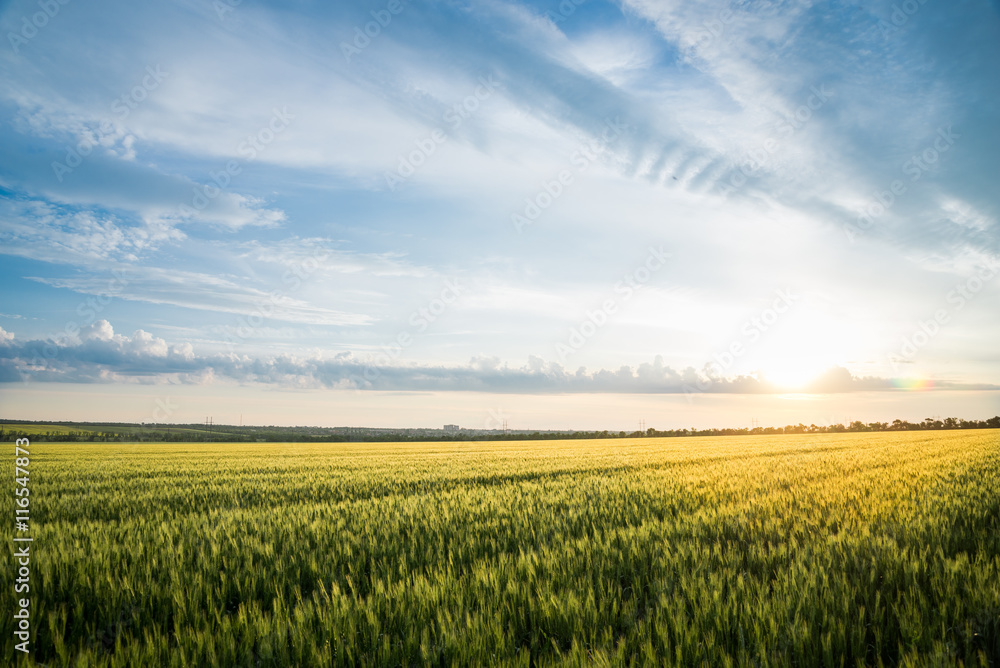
[479,416,1000,441]
[636,416,1000,439]
[0,427,351,444]
[2,416,998,443]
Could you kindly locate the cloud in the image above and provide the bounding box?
[0,198,182,266]
[621,0,1000,262]
[29,267,374,327]
[0,320,194,383]
[239,238,430,278]
[1,321,994,393]
[80,320,114,342]
[0,0,997,398]
[0,137,286,232]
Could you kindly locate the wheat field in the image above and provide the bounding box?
[4,430,999,666]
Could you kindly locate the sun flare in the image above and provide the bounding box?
[759,357,831,391]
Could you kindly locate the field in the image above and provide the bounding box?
[4,431,999,666]
[1,424,102,436]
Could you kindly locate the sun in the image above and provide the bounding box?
[748,309,850,391]
[759,357,831,391]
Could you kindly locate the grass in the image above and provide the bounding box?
[3,430,999,666]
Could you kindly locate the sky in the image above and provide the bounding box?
[0,0,998,430]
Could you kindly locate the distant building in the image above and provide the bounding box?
[443,424,460,432]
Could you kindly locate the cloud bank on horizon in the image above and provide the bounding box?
[3,320,996,394]
[1,0,998,397]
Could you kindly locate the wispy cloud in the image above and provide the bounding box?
[28,268,374,327]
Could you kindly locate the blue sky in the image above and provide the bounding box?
[0,0,998,428]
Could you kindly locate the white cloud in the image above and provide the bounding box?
[0,199,182,266]
[80,320,115,342]
[2,320,993,393]
[30,267,374,327]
